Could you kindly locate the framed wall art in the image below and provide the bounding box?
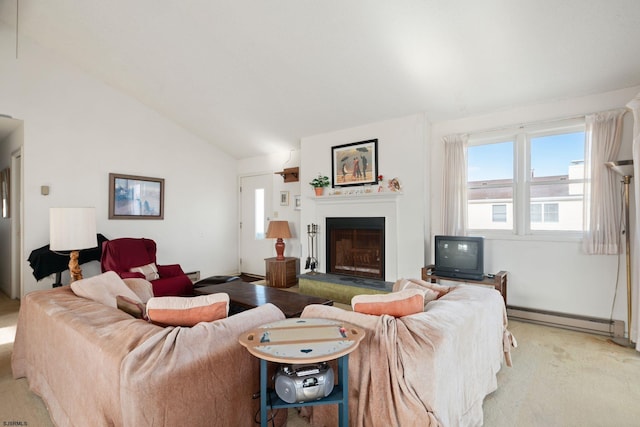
[331,139,378,187]
[280,191,290,206]
[109,173,164,219]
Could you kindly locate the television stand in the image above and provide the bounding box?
[421,265,507,305]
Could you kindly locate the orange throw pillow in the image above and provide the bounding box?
[351,289,425,317]
[146,293,229,327]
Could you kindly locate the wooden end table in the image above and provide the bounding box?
[265,256,298,288]
[239,318,365,427]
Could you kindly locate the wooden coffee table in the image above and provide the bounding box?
[194,281,333,318]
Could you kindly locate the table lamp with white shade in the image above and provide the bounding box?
[49,207,98,283]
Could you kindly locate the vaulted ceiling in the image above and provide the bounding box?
[2,1,640,158]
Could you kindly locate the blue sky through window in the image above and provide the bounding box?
[468,132,585,182]
[468,141,513,181]
[531,132,585,178]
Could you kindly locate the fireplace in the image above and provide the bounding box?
[326,217,385,280]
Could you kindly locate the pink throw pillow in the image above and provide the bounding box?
[146,293,229,327]
[351,289,425,317]
[123,278,155,303]
[71,271,143,308]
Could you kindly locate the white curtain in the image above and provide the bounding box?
[627,93,640,350]
[441,134,468,236]
[582,109,627,254]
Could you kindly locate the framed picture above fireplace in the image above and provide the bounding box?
[331,139,378,187]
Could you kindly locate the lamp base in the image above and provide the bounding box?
[69,250,83,283]
[274,238,286,261]
[608,337,636,348]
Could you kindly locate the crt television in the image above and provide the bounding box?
[434,235,484,281]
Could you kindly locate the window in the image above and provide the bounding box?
[254,188,265,239]
[531,203,560,223]
[467,120,585,236]
[544,203,559,222]
[468,140,514,231]
[492,204,507,222]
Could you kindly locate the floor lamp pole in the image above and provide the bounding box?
[611,175,635,348]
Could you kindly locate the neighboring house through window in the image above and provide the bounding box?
[467,119,585,236]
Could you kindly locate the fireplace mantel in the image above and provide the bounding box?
[310,191,402,205]
[306,191,401,281]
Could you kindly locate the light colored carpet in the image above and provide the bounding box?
[2,290,639,426]
[0,293,53,427]
[483,319,640,427]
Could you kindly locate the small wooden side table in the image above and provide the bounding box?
[265,257,298,288]
[239,318,365,427]
[184,270,201,283]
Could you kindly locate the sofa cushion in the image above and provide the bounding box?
[129,262,160,281]
[116,295,147,319]
[71,271,143,308]
[393,278,451,299]
[146,293,230,327]
[123,278,155,302]
[351,289,425,317]
[393,278,445,309]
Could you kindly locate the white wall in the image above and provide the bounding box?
[300,114,429,280]
[430,86,640,320]
[0,23,239,296]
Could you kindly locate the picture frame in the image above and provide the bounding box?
[280,191,290,206]
[331,139,378,187]
[294,194,301,210]
[108,173,164,220]
[1,168,9,218]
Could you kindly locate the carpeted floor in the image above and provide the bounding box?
[1,290,640,426]
[0,294,52,427]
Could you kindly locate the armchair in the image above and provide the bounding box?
[100,238,193,296]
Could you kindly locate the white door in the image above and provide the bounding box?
[240,174,273,276]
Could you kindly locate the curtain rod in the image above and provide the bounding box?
[462,108,628,138]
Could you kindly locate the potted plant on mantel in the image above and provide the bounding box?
[309,173,330,196]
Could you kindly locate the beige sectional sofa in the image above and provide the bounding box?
[300,284,513,427]
[12,286,286,427]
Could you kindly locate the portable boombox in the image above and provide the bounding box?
[274,362,334,403]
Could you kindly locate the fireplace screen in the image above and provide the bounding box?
[326,217,384,279]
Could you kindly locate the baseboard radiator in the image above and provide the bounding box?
[507,305,624,338]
